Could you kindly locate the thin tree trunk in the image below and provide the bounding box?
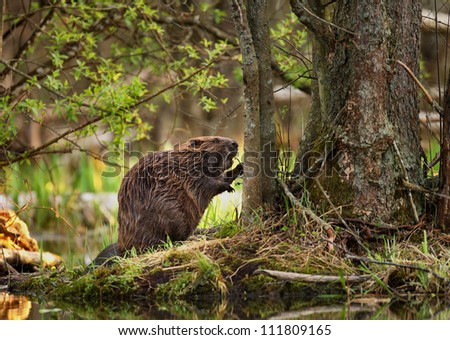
[290,0,423,223]
[438,71,450,227]
[247,0,278,203]
[0,0,4,60]
[229,0,262,213]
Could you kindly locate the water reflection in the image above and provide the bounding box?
[1,292,449,320]
[1,292,32,320]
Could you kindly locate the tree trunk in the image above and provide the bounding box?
[438,71,450,227]
[247,0,278,203]
[229,0,262,214]
[291,0,423,223]
[229,0,278,215]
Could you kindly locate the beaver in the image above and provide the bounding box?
[91,136,242,267]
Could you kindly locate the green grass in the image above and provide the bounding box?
[423,139,440,176]
[198,187,242,229]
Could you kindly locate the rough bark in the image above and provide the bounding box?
[229,0,278,213]
[229,0,262,213]
[438,71,450,228]
[0,0,4,60]
[291,0,423,223]
[247,0,278,203]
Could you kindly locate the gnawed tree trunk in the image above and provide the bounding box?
[290,0,423,223]
[229,0,277,214]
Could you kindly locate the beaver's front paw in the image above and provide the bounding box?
[234,163,244,176]
[225,183,235,193]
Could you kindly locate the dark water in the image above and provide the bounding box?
[1,291,450,320]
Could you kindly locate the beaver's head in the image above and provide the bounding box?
[180,136,239,176]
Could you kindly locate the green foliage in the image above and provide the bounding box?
[424,139,440,176]
[1,0,234,166]
[215,220,241,238]
[270,13,311,89]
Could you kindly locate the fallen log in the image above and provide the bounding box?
[0,210,63,273]
[0,248,62,271]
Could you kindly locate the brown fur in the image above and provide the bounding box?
[91,136,242,266]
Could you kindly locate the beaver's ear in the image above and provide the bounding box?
[190,139,202,148]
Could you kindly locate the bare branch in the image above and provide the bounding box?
[254,269,371,284]
[0,248,62,271]
[10,7,55,70]
[396,60,443,116]
[346,254,450,284]
[150,14,237,45]
[133,58,220,107]
[0,116,103,167]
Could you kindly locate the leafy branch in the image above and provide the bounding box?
[0,55,220,168]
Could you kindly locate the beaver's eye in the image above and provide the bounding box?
[213,138,219,143]
[190,139,201,147]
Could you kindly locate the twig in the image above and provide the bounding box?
[313,178,348,228]
[254,268,371,284]
[328,217,425,231]
[346,254,450,284]
[32,206,77,235]
[25,114,122,169]
[427,152,441,169]
[402,178,450,199]
[213,103,242,132]
[133,58,220,107]
[312,178,371,252]
[396,60,444,116]
[10,7,55,70]
[150,14,237,45]
[1,245,16,289]
[0,115,103,167]
[392,140,420,223]
[0,59,70,101]
[277,178,335,251]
